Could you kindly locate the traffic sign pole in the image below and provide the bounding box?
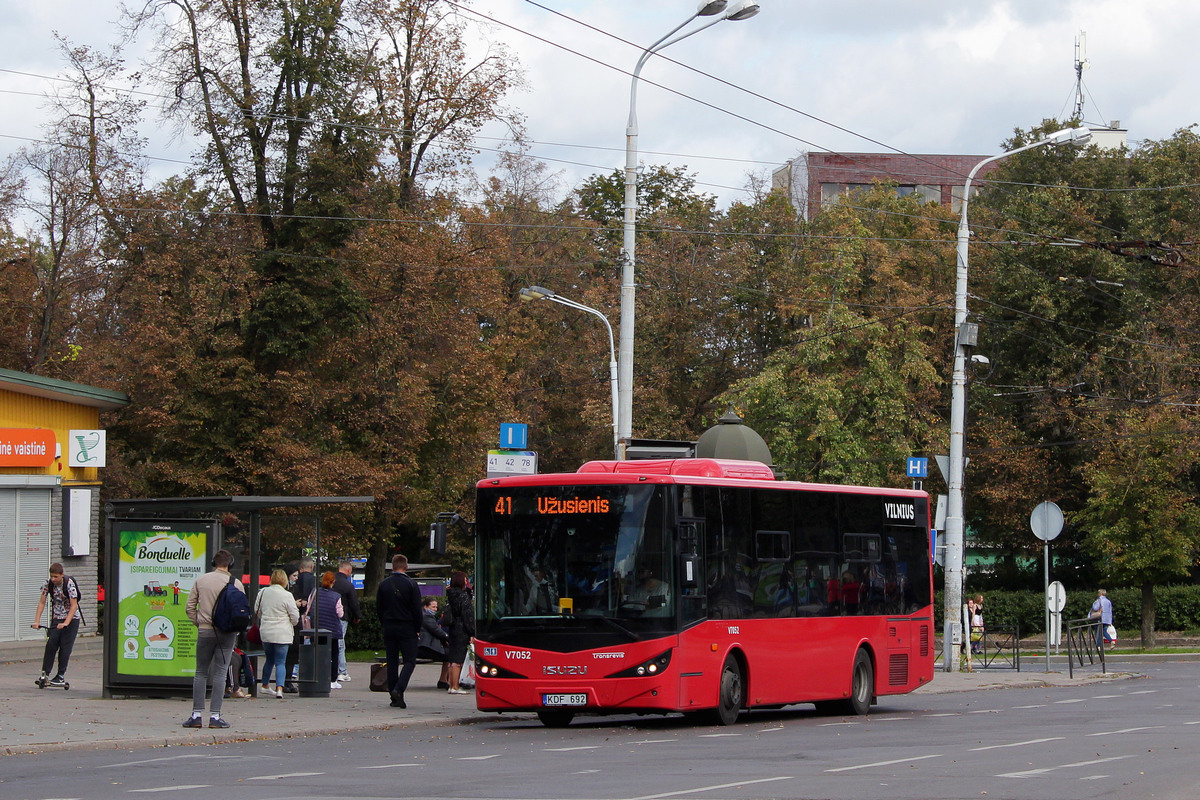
[1031,501,1064,672]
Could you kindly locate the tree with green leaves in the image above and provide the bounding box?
[1073,408,1200,647]
[723,186,950,485]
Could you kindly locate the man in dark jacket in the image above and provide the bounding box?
[332,560,362,682]
[282,557,316,693]
[376,553,422,708]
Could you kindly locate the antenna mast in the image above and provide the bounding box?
[1073,31,1089,120]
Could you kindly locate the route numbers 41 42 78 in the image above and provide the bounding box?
[486,450,537,478]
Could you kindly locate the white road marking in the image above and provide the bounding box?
[1013,704,1046,709]
[246,772,323,781]
[970,737,1065,751]
[357,763,423,769]
[129,786,210,793]
[100,755,210,768]
[1092,694,1121,699]
[545,746,601,751]
[921,713,958,717]
[698,732,742,737]
[631,739,675,744]
[629,775,791,800]
[1127,690,1157,695]
[818,721,860,726]
[456,754,502,761]
[1054,698,1087,704]
[1088,726,1164,737]
[825,754,942,773]
[996,754,1135,779]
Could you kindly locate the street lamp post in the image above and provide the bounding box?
[618,0,761,459]
[942,126,1092,671]
[520,286,620,459]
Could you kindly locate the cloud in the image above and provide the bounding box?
[4,0,1199,208]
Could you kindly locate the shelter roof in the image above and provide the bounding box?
[107,496,374,516]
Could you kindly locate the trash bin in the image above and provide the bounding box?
[298,629,332,697]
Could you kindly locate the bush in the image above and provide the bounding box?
[937,585,1200,637]
[345,596,382,652]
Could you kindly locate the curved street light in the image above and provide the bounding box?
[942,126,1092,672]
[520,286,620,458]
[618,1,761,459]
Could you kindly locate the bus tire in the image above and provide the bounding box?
[537,710,575,728]
[712,653,744,726]
[846,648,874,716]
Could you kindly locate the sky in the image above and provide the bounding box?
[2,0,1199,211]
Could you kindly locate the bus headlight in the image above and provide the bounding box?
[607,649,672,679]
[476,658,525,679]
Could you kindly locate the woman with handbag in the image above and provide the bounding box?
[255,569,300,698]
[443,571,475,695]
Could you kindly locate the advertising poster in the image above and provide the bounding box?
[113,520,213,680]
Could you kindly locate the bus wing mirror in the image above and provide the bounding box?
[431,512,474,556]
[430,521,448,555]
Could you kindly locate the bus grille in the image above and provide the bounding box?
[919,624,930,656]
[888,653,909,685]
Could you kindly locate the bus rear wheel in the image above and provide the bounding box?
[712,654,744,726]
[537,710,575,728]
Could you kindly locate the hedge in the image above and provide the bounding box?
[936,585,1200,637]
[343,586,1200,652]
[345,596,384,653]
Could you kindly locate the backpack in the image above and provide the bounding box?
[212,574,252,633]
[45,575,87,625]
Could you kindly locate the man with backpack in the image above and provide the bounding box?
[183,549,245,729]
[30,562,82,687]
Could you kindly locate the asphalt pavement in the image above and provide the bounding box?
[0,637,1164,756]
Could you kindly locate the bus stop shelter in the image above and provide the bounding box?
[103,495,373,698]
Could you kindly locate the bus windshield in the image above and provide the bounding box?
[476,484,672,634]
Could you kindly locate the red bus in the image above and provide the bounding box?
[472,458,934,727]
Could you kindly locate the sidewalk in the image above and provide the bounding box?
[0,648,490,756]
[0,643,1147,756]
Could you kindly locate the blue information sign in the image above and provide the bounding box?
[500,423,528,450]
[906,457,928,478]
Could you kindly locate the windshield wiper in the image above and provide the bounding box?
[590,615,639,641]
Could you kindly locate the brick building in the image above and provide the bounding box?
[772,151,997,221]
[773,125,1127,220]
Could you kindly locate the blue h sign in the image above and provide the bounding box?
[500,423,528,450]
[906,457,928,479]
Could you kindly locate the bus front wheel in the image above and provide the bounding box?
[712,654,744,726]
[846,648,874,716]
[537,710,575,728]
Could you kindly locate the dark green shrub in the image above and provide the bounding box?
[345,596,382,652]
[939,585,1200,637]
